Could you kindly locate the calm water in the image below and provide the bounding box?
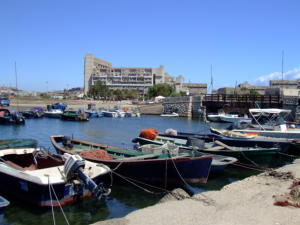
[0,116,262,225]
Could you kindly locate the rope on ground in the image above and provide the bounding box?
[277,152,299,158]
[232,162,269,172]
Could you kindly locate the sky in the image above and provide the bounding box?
[1,0,300,92]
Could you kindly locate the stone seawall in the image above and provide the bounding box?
[162,95,299,120]
[162,96,192,117]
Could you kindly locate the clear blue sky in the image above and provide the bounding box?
[1,0,300,92]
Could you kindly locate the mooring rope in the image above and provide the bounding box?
[49,184,70,225]
[277,152,299,158]
[48,176,56,225]
[168,153,216,205]
[232,162,268,172]
[111,170,168,195]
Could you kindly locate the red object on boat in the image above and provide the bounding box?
[139,129,158,140]
[80,149,113,160]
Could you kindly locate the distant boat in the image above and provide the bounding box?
[0,147,111,207]
[61,109,88,121]
[207,112,251,123]
[0,108,25,125]
[21,108,44,118]
[102,111,118,118]
[160,112,179,117]
[44,109,63,118]
[50,135,213,185]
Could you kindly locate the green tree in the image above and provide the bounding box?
[250,89,259,96]
[87,81,109,100]
[39,93,50,99]
[146,83,175,99]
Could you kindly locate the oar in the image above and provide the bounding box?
[214,140,235,151]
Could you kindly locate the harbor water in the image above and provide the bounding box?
[0,116,280,225]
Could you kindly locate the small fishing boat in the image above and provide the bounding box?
[102,111,118,118]
[160,112,179,117]
[85,110,99,118]
[163,127,296,153]
[0,139,37,150]
[61,109,88,121]
[138,143,237,173]
[50,135,213,185]
[44,109,64,118]
[207,112,251,123]
[31,107,44,118]
[0,147,111,207]
[133,131,280,165]
[0,108,25,125]
[21,107,44,119]
[0,196,9,213]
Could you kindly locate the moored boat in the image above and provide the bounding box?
[44,109,63,118]
[0,109,25,125]
[102,111,118,118]
[160,112,179,117]
[61,109,88,121]
[231,108,300,139]
[162,127,295,153]
[0,139,37,150]
[50,135,213,185]
[133,131,280,165]
[0,147,111,207]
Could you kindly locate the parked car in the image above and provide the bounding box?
[146,100,154,104]
[132,99,139,104]
[0,97,10,106]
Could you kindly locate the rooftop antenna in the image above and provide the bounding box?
[281,50,284,80]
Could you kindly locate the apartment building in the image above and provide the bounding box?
[84,54,165,95]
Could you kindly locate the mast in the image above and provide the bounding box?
[210,65,213,94]
[15,61,19,110]
[281,50,284,80]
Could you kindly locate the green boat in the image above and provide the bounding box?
[133,134,280,165]
[61,109,88,121]
[0,139,38,150]
[50,135,213,185]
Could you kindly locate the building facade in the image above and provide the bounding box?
[84,54,165,95]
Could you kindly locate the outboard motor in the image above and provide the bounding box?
[12,112,25,124]
[62,136,74,149]
[64,154,110,200]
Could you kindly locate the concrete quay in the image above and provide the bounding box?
[93,159,300,225]
[9,99,163,115]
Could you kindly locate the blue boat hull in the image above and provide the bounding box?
[0,170,105,207]
[73,154,212,185]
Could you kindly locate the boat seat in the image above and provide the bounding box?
[5,161,37,171]
[5,161,25,171]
